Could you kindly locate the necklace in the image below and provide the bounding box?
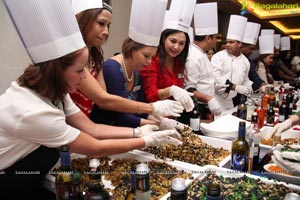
[121,54,134,82]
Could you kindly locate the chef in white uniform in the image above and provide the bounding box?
[184,2,224,118]
[211,15,253,112]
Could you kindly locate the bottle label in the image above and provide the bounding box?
[278,114,285,122]
[237,109,247,120]
[190,118,200,131]
[232,154,248,172]
[136,173,150,192]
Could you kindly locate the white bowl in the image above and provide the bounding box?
[263,163,300,186]
[200,114,251,140]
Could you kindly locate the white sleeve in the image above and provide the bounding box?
[64,94,80,116]
[184,54,203,90]
[211,52,226,85]
[13,108,80,147]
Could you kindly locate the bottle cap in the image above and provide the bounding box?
[72,171,81,184]
[171,178,186,191]
[136,163,150,175]
[89,158,100,168]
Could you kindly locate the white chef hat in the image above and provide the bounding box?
[280,36,291,51]
[129,0,167,46]
[71,0,103,14]
[194,2,218,36]
[226,15,248,42]
[242,22,261,45]
[4,0,85,64]
[188,27,194,42]
[274,34,281,49]
[260,29,275,36]
[163,0,196,33]
[259,35,274,54]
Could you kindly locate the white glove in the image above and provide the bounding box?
[151,100,184,117]
[272,144,300,176]
[169,86,194,112]
[136,124,159,137]
[142,129,182,148]
[261,84,273,93]
[264,119,292,139]
[207,98,221,116]
[215,83,229,95]
[235,85,252,96]
[158,118,190,131]
[283,83,292,90]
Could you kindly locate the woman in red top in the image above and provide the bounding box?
[141,29,194,112]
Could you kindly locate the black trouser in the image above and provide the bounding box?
[0,146,59,199]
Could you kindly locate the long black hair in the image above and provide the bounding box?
[157,29,190,71]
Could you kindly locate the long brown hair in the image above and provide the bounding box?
[76,6,112,72]
[17,49,85,101]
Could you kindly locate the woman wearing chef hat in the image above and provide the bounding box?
[255,34,275,84]
[69,0,184,118]
[90,0,177,127]
[141,0,196,113]
[0,0,182,198]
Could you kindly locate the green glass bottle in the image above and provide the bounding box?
[55,145,73,200]
[72,171,85,200]
[231,122,249,172]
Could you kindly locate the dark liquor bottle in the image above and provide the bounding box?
[248,112,260,171]
[72,171,85,200]
[206,182,222,200]
[231,121,249,172]
[278,94,288,123]
[170,178,187,200]
[135,163,150,200]
[266,103,275,127]
[286,89,294,115]
[189,97,201,134]
[55,145,73,200]
[237,94,247,120]
[86,159,110,200]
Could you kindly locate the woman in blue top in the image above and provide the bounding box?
[90,38,158,127]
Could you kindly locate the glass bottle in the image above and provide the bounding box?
[206,182,222,200]
[72,171,85,200]
[135,163,150,200]
[248,112,260,171]
[286,89,294,115]
[55,145,73,200]
[125,162,136,200]
[86,159,110,200]
[246,95,255,121]
[269,86,276,108]
[266,102,275,127]
[256,99,264,130]
[189,97,201,134]
[278,94,288,123]
[237,94,247,120]
[170,178,187,200]
[262,86,270,114]
[231,121,249,172]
